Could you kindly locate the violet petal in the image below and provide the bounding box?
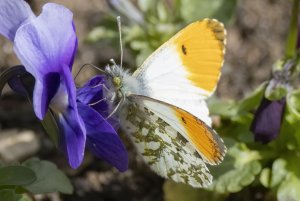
[8,70,35,98]
[13,3,77,119]
[0,0,35,41]
[33,73,61,119]
[77,102,128,172]
[76,75,109,115]
[77,75,120,129]
[57,66,86,168]
[57,109,86,169]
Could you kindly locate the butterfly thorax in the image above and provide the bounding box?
[104,64,144,102]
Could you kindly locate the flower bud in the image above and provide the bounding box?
[250,97,286,144]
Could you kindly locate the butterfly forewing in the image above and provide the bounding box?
[132,19,226,124]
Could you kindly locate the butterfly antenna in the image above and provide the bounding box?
[75,63,106,80]
[110,59,118,67]
[117,16,123,68]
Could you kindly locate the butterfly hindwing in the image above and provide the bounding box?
[127,95,226,165]
[119,95,226,187]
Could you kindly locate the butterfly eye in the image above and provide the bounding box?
[112,76,122,88]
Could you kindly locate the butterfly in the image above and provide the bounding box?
[103,18,227,188]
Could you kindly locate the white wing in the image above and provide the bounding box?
[132,19,226,125]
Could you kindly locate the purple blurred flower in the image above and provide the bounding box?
[0,0,128,171]
[107,0,144,25]
[250,97,286,144]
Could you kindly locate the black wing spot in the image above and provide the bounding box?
[181,117,187,124]
[181,45,187,55]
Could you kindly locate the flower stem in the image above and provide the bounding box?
[285,0,299,59]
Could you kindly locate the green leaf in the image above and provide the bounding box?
[207,96,236,118]
[281,90,300,148]
[277,174,300,201]
[138,0,156,13]
[0,189,18,201]
[259,168,271,188]
[130,40,148,51]
[212,0,237,25]
[23,158,73,194]
[209,143,262,193]
[231,144,261,166]
[18,194,33,201]
[235,82,267,115]
[163,180,225,201]
[123,25,145,43]
[287,90,300,121]
[270,156,300,200]
[40,110,59,147]
[135,47,153,67]
[265,84,287,101]
[86,27,118,43]
[283,153,300,178]
[216,115,254,143]
[180,0,224,23]
[0,166,36,186]
[278,118,300,150]
[211,160,261,193]
[270,158,288,188]
[209,82,266,119]
[156,1,168,22]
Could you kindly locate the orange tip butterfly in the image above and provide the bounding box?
[103,18,227,188]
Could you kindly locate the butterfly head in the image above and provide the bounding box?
[105,62,124,88]
[104,61,141,98]
[112,76,122,89]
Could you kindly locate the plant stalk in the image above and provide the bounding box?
[285,0,300,59]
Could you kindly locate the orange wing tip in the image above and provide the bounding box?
[201,18,227,94]
[172,18,226,93]
[175,108,227,166]
[201,18,227,67]
[201,18,227,50]
[206,127,227,165]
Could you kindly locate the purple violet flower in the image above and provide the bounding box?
[77,76,127,171]
[250,97,286,144]
[0,0,128,171]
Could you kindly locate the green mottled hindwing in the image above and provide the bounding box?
[119,97,212,188]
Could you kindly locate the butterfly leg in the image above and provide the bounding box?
[88,98,108,106]
[91,82,110,92]
[106,93,126,120]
